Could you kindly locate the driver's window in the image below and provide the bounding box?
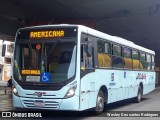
[81,44,94,69]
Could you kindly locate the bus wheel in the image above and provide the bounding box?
[95,90,104,114]
[135,86,142,103]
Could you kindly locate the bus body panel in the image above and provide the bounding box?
[80,72,98,110]
[80,69,155,110]
[13,93,79,110]
[13,94,23,108]
[143,83,155,95]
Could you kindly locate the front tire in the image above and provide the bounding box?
[95,90,105,114]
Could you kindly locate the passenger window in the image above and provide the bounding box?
[132,50,140,70]
[113,45,121,56]
[151,55,155,70]
[140,52,146,61]
[123,47,132,69]
[112,45,123,68]
[140,52,147,70]
[132,50,139,59]
[146,54,151,70]
[97,41,111,68]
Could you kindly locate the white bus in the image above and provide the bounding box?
[12,24,155,114]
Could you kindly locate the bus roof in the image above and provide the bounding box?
[19,24,155,55]
[79,25,155,55]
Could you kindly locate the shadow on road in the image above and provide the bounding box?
[105,98,150,111]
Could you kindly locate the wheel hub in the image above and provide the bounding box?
[97,96,104,110]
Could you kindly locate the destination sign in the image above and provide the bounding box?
[22,70,40,75]
[30,30,64,38]
[17,27,77,40]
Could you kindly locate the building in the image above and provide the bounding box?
[0,40,14,83]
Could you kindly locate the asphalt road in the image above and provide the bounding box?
[0,87,159,120]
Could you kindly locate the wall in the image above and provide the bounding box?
[0,40,13,81]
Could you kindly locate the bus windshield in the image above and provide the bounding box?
[13,39,77,84]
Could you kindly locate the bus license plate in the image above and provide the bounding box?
[34,100,45,107]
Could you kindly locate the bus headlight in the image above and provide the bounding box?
[64,85,77,98]
[12,86,19,96]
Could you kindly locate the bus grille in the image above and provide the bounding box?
[22,100,60,109]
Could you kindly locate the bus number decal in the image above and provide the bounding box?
[136,73,147,80]
[111,73,114,81]
[124,71,126,78]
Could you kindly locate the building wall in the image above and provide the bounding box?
[0,40,3,64]
[0,40,13,81]
[0,40,3,81]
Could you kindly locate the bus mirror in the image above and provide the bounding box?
[2,44,6,57]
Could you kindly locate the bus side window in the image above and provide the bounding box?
[146,54,151,70]
[112,44,123,68]
[97,40,111,68]
[123,47,132,69]
[151,55,155,70]
[81,44,94,69]
[132,50,140,70]
[140,51,147,70]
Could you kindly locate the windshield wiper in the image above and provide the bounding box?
[27,40,33,53]
[44,39,61,59]
[27,40,34,69]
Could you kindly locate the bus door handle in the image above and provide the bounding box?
[81,90,90,93]
[81,91,85,93]
[86,90,90,93]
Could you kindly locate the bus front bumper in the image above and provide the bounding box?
[13,94,79,111]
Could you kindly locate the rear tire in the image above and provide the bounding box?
[95,90,105,115]
[135,86,143,103]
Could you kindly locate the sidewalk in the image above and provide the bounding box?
[0,94,12,100]
[0,86,12,94]
[0,86,12,100]
[0,81,7,87]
